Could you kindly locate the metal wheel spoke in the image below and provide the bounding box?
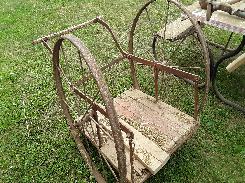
[57,65,71,86]
[168,36,188,60]
[53,34,127,182]
[170,66,202,70]
[160,1,170,50]
[129,0,210,113]
[99,152,119,182]
[145,7,155,32]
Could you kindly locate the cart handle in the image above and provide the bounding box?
[32,17,98,45]
[32,17,125,55]
[126,54,200,119]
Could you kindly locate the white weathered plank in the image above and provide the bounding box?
[97,113,170,175]
[83,117,151,183]
[82,88,199,182]
[114,89,199,154]
[226,52,245,72]
[118,117,170,175]
[157,17,193,40]
[114,98,181,144]
[100,138,150,182]
[114,102,176,153]
[122,89,197,130]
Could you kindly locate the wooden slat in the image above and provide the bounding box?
[115,99,182,142]
[114,89,199,154]
[97,113,170,175]
[114,101,176,153]
[118,118,170,175]
[82,117,151,183]
[80,89,199,181]
[100,138,151,182]
[157,17,194,40]
[123,89,197,130]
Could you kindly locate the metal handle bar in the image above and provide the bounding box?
[32,17,99,45]
[32,16,125,55]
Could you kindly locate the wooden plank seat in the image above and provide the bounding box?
[157,17,194,41]
[114,89,199,154]
[82,89,199,182]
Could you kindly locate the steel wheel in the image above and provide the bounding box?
[129,0,210,112]
[52,34,127,183]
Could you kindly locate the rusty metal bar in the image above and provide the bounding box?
[89,112,134,140]
[75,56,125,86]
[194,81,199,120]
[79,116,122,182]
[92,108,103,148]
[89,117,114,140]
[100,153,119,182]
[62,35,127,182]
[96,18,125,55]
[154,67,159,101]
[128,0,155,54]
[120,123,134,140]
[53,34,127,182]
[69,125,107,183]
[126,54,200,82]
[53,64,106,183]
[88,115,134,146]
[33,17,99,45]
[74,112,92,128]
[84,115,137,183]
[33,17,126,59]
[77,111,134,145]
[41,40,53,54]
[71,86,108,118]
[128,135,135,183]
[171,0,210,114]
[88,115,135,160]
[128,1,156,89]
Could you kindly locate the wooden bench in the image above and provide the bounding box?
[157,17,194,41]
[85,89,199,182]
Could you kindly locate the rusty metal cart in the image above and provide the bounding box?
[136,0,245,112]
[187,0,245,112]
[33,0,210,182]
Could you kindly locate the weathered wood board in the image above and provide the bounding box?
[114,89,199,154]
[157,17,194,40]
[187,1,245,35]
[118,118,170,175]
[100,136,151,183]
[97,115,170,176]
[81,117,152,183]
[82,89,199,182]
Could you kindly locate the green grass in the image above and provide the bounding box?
[0,0,245,182]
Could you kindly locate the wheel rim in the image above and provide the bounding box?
[52,34,127,182]
[129,0,210,114]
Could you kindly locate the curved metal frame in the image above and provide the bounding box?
[33,17,126,56]
[128,0,156,89]
[128,0,211,112]
[33,8,209,181]
[52,34,127,183]
[153,32,209,89]
[212,35,245,113]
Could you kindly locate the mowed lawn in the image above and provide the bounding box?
[0,0,245,182]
